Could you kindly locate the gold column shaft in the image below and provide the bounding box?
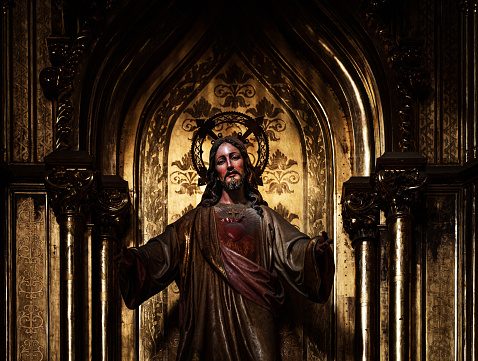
[342,183,380,361]
[355,239,377,361]
[59,212,86,361]
[95,235,118,361]
[92,178,130,361]
[387,213,413,361]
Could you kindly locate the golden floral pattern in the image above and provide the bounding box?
[214,63,256,108]
[263,149,300,195]
[16,196,46,360]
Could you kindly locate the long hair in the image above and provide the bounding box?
[199,136,266,215]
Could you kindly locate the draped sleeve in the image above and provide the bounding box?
[263,207,334,303]
[119,225,179,309]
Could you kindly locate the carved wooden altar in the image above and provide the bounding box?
[1,0,477,360]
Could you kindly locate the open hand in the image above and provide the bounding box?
[315,231,333,255]
[114,246,136,267]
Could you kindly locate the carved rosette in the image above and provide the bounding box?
[45,168,96,217]
[94,187,131,239]
[342,191,380,246]
[373,169,427,218]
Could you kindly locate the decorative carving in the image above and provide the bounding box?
[141,294,165,360]
[183,97,221,133]
[246,98,286,141]
[273,203,299,224]
[19,270,44,300]
[45,168,96,216]
[417,0,436,163]
[425,195,456,358]
[143,45,228,235]
[361,3,431,151]
[263,149,300,195]
[373,168,426,217]
[39,1,116,150]
[12,0,30,162]
[250,49,326,236]
[19,336,44,361]
[170,153,202,195]
[342,191,380,244]
[94,187,130,238]
[171,204,195,222]
[16,197,47,361]
[215,63,256,108]
[18,303,44,334]
[36,5,54,162]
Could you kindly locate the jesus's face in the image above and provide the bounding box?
[215,142,245,191]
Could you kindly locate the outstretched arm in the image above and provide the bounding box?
[267,208,335,303]
[116,225,180,309]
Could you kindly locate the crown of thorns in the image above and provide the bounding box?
[191,111,269,186]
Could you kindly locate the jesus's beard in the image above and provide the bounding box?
[221,174,245,191]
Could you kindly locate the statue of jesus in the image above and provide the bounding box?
[118,135,334,361]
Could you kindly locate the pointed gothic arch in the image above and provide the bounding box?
[77,1,392,359]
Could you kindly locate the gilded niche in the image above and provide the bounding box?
[139,47,328,360]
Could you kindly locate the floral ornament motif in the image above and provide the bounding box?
[18,303,44,334]
[182,97,221,132]
[140,294,164,360]
[247,98,286,141]
[273,203,299,223]
[44,167,96,216]
[373,168,427,217]
[170,153,202,195]
[20,336,44,361]
[263,149,300,194]
[171,204,195,222]
[19,270,44,300]
[273,203,300,229]
[214,63,256,108]
[250,49,326,236]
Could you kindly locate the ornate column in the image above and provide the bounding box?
[342,177,380,361]
[458,0,478,161]
[372,153,426,361]
[45,151,96,361]
[92,175,130,361]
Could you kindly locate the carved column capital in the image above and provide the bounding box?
[93,176,131,239]
[44,151,96,217]
[342,191,380,246]
[372,152,427,218]
[45,167,96,217]
[373,168,426,217]
[342,177,380,247]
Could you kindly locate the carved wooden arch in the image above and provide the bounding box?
[75,1,394,359]
[78,0,391,179]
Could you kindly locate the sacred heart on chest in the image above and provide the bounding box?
[224,221,246,241]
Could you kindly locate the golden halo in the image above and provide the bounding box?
[190,111,269,186]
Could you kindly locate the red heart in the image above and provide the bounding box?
[225,222,246,241]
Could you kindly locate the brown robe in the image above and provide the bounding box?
[119,204,334,361]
